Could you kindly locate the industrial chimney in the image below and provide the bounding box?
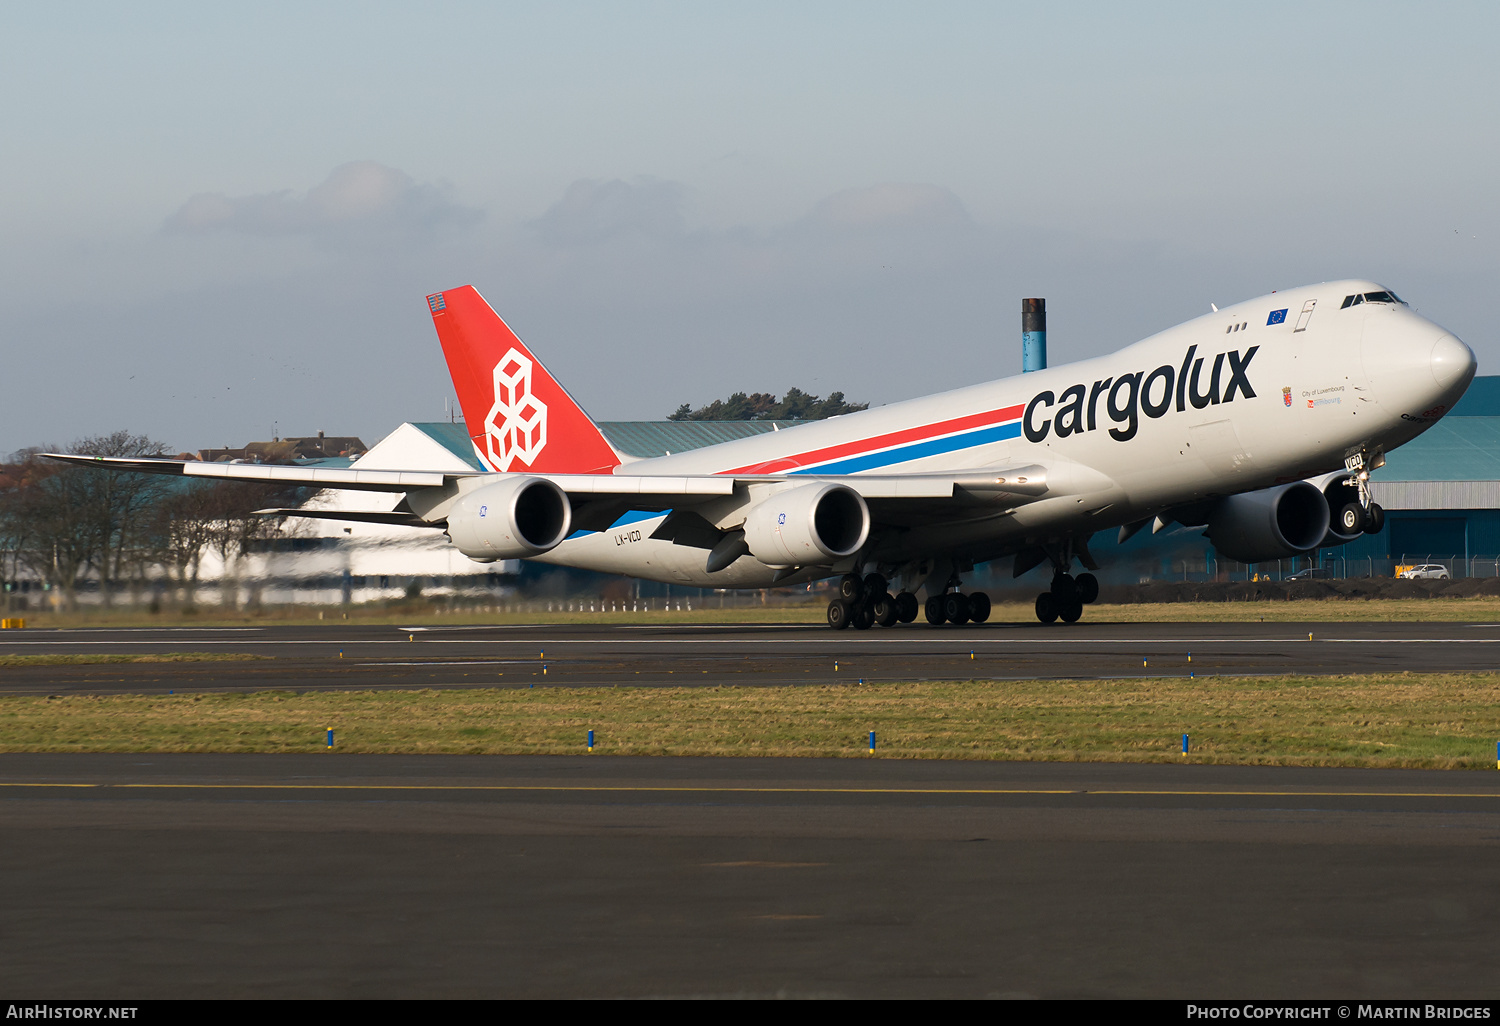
[1022,298,1046,373]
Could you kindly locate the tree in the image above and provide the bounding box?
[147,483,220,607]
[666,389,868,422]
[200,482,305,609]
[67,432,172,606]
[0,437,308,612]
[1,450,99,611]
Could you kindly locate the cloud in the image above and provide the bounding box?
[529,177,688,244]
[504,178,984,313]
[803,183,972,231]
[164,162,481,241]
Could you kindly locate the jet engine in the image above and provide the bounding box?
[1203,481,1330,564]
[741,482,870,567]
[446,476,572,562]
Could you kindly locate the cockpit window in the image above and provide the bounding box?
[1341,291,1405,308]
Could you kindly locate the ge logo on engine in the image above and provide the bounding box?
[483,348,549,471]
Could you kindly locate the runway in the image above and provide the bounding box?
[2,753,1497,998]
[1,619,1499,694]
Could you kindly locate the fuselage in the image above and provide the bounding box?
[536,280,1474,587]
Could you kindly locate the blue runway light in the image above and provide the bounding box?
[1182,733,1189,756]
[588,729,594,752]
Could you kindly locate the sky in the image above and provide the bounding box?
[2,2,1496,454]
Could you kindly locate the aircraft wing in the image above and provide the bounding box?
[41,454,736,499]
[42,454,1068,541]
[40,454,458,493]
[41,454,1053,504]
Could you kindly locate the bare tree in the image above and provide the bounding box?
[67,432,171,608]
[0,457,38,613]
[0,439,308,612]
[201,482,303,609]
[148,483,220,607]
[2,450,98,611]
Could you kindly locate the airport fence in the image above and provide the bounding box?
[1154,555,1500,583]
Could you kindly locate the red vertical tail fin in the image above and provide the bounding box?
[427,286,620,474]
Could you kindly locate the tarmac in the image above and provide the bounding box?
[1,619,1500,694]
[1,753,1497,998]
[3,619,1499,997]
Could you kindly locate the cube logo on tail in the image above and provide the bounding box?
[427,286,620,475]
[485,348,548,471]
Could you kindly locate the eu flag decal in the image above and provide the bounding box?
[1267,308,1288,326]
[427,293,447,313]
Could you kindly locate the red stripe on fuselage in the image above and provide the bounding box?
[724,403,1026,475]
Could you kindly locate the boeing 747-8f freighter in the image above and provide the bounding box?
[52,281,1475,627]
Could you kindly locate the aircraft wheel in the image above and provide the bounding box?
[1337,502,1364,535]
[1050,572,1078,603]
[837,574,864,602]
[943,592,970,625]
[967,591,991,623]
[895,592,919,623]
[852,603,875,630]
[863,573,888,597]
[924,596,946,625]
[1365,503,1386,535]
[1075,573,1099,605]
[1035,592,1059,624]
[827,599,852,630]
[872,593,899,627]
[1059,596,1084,623]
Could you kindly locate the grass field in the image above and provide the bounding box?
[7,597,1500,629]
[4,673,1498,769]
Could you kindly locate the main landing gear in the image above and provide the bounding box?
[826,573,989,630]
[923,590,991,626]
[1033,570,1099,625]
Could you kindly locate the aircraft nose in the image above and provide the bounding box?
[1431,333,1476,391]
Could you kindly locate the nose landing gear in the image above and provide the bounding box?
[1344,450,1387,535]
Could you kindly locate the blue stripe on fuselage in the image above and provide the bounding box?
[789,421,1023,476]
[565,508,667,540]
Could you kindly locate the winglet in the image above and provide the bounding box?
[426,286,621,474]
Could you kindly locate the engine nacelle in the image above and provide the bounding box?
[1204,481,1330,564]
[446,476,572,562]
[741,482,870,567]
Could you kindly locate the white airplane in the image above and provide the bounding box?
[51,280,1475,628]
